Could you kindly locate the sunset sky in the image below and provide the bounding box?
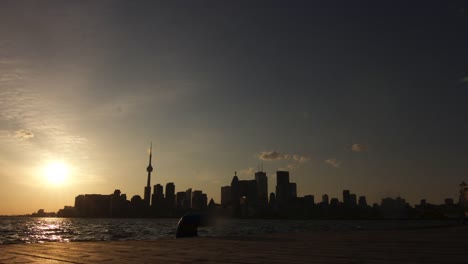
[1,1,467,215]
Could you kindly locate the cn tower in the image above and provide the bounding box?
[144,142,153,206]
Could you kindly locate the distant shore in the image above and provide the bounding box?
[1,225,467,263]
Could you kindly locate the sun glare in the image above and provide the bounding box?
[43,161,69,185]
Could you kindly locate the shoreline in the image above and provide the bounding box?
[1,225,467,263]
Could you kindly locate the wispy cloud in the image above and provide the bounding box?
[325,158,341,168]
[279,163,300,171]
[259,151,310,162]
[351,143,368,152]
[14,129,34,139]
[293,154,310,163]
[259,151,287,161]
[239,167,255,177]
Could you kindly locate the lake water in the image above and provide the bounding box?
[0,217,459,244]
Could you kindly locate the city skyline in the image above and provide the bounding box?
[1,2,468,215]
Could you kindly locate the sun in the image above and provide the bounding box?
[43,161,69,185]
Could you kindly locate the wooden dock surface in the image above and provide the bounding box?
[1,225,467,263]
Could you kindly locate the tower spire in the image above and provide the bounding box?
[149,141,152,165]
[144,142,154,206]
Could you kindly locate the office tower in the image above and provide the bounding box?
[269,193,276,208]
[144,143,153,206]
[185,188,192,209]
[201,194,208,209]
[350,194,357,207]
[165,182,175,209]
[343,190,350,207]
[176,191,186,208]
[304,195,314,208]
[290,183,297,198]
[358,196,367,207]
[191,190,204,210]
[221,186,232,206]
[330,198,339,207]
[255,170,268,206]
[230,171,259,207]
[275,171,291,206]
[322,194,329,206]
[151,184,164,209]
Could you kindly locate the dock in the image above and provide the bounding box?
[1,225,467,263]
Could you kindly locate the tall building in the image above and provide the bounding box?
[185,188,192,209]
[330,198,340,207]
[275,171,291,206]
[358,196,367,207]
[343,190,350,207]
[151,184,164,209]
[322,194,329,206]
[165,182,175,210]
[269,193,276,208]
[349,194,357,207]
[231,172,258,206]
[255,170,268,206]
[144,143,153,206]
[290,183,297,198]
[191,190,206,210]
[176,191,186,208]
[304,195,314,207]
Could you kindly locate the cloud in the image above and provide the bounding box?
[351,144,368,152]
[259,151,287,161]
[239,167,255,177]
[460,77,468,83]
[279,163,300,171]
[325,158,341,168]
[14,129,34,139]
[293,154,310,163]
[259,151,310,163]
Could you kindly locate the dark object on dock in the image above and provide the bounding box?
[175,213,210,238]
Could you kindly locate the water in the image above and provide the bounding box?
[0,217,458,244]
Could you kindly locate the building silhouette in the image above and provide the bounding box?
[322,194,329,206]
[54,146,467,220]
[221,186,231,206]
[254,169,268,206]
[275,171,291,207]
[358,196,367,207]
[166,182,175,212]
[144,143,153,206]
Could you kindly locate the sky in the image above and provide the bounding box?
[1,1,467,215]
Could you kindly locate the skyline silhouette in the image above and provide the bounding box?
[39,147,466,220]
[1,2,468,215]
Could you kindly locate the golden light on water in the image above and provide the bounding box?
[43,161,70,186]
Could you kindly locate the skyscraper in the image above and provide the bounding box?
[151,184,164,210]
[343,190,350,207]
[322,194,329,206]
[144,143,153,206]
[165,182,175,210]
[255,170,268,206]
[185,188,192,209]
[290,182,297,198]
[275,171,291,206]
[358,196,367,207]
